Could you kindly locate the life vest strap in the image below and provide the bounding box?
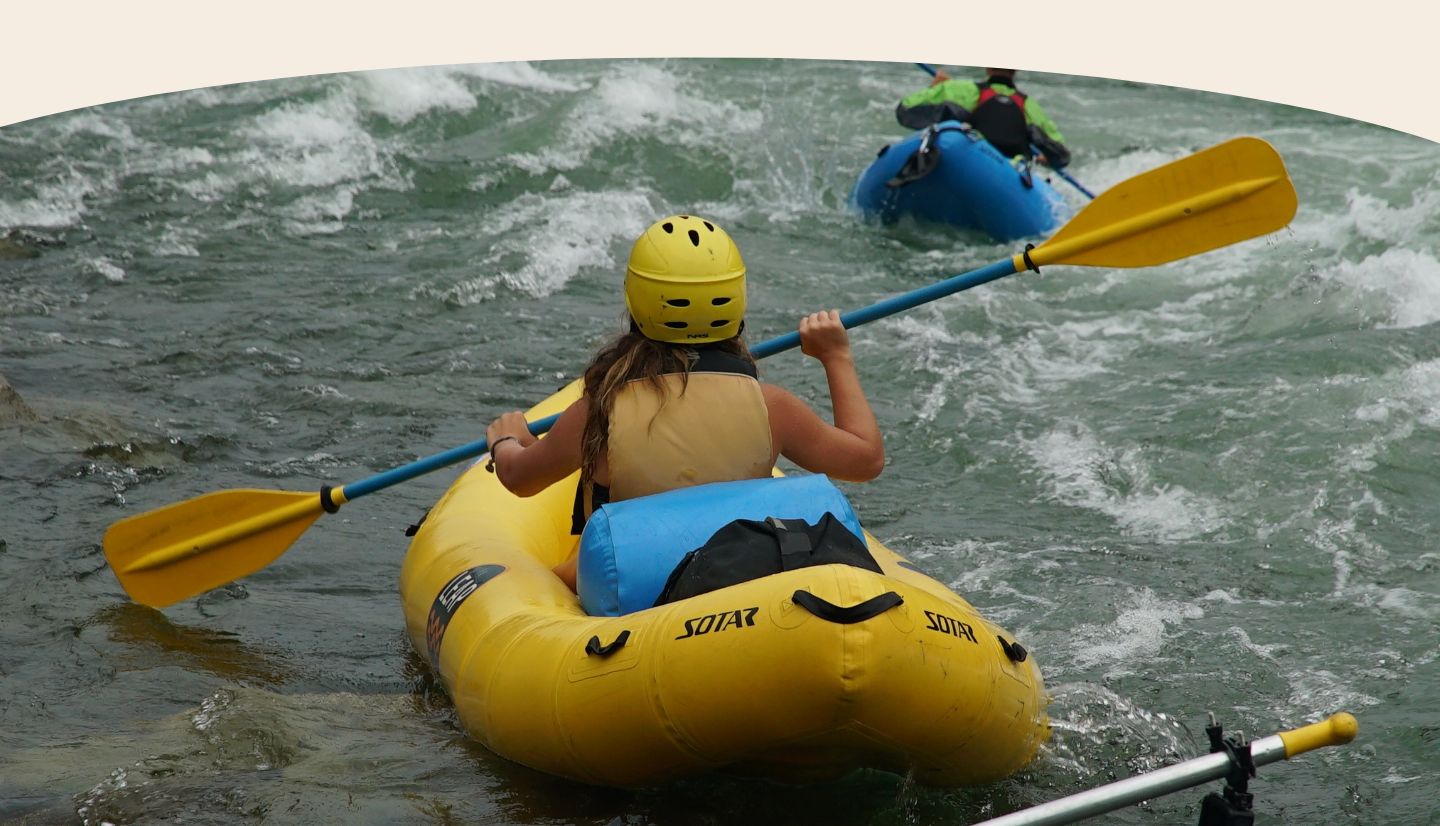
[977,82,1028,112]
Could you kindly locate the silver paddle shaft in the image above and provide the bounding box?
[973,734,1287,826]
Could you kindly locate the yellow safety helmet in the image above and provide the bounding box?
[624,214,746,343]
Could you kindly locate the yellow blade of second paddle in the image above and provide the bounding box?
[1034,136,1298,269]
[104,489,324,608]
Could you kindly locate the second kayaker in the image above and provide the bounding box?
[896,67,1072,169]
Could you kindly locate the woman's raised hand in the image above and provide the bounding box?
[798,310,852,365]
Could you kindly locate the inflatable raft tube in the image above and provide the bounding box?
[849,121,1067,241]
[399,379,1049,787]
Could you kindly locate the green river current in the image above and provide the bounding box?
[2,59,1437,824]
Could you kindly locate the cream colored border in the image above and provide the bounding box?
[1,0,1438,144]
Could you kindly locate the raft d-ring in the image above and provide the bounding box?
[585,629,631,657]
[997,636,1028,663]
[791,590,903,625]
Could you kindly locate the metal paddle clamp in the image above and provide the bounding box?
[1197,712,1258,826]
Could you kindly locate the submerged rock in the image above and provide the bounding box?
[0,374,39,424]
[0,228,65,260]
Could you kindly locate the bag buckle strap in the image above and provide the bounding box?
[767,517,813,571]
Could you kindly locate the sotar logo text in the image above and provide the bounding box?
[923,610,978,643]
[676,607,760,640]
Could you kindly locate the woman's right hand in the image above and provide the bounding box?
[770,309,884,482]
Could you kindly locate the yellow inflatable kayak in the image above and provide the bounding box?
[399,381,1049,787]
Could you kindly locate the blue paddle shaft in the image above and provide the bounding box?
[1052,167,1096,200]
[340,257,1023,503]
[342,412,563,500]
[913,63,1094,200]
[751,259,1019,358]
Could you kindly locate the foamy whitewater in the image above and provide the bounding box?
[2,59,1437,825]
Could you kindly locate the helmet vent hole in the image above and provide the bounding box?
[710,320,728,327]
[663,321,688,329]
[711,297,731,306]
[688,229,700,247]
[666,298,690,307]
[703,221,714,231]
[662,222,674,234]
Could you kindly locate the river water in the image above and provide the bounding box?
[2,59,1437,825]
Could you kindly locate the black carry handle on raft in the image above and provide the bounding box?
[103,136,1297,608]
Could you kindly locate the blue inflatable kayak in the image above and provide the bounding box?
[849,121,1068,241]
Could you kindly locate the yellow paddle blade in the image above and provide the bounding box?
[104,489,326,608]
[1027,136,1298,270]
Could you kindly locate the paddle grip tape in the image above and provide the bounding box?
[1022,244,1041,274]
[319,485,341,514]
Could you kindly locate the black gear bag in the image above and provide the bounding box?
[654,513,882,606]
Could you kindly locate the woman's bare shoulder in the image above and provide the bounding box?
[760,382,799,406]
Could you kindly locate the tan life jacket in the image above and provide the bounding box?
[572,347,773,532]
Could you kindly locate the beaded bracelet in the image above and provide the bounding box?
[485,436,519,473]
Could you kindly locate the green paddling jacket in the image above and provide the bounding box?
[897,76,1070,168]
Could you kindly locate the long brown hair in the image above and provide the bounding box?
[580,326,754,486]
